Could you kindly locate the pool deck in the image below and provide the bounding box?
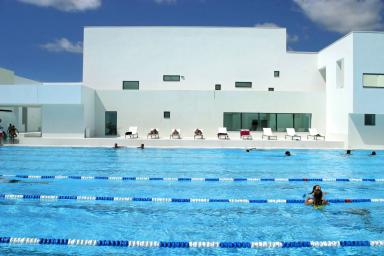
[7,133,345,149]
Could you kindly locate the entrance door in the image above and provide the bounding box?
[105,111,117,136]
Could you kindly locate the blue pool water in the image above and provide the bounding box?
[0,147,383,255]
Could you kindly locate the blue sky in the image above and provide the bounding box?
[0,0,383,82]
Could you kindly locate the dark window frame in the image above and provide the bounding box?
[215,84,221,90]
[122,81,139,90]
[274,71,280,78]
[235,82,252,88]
[364,114,376,126]
[164,111,171,119]
[362,73,384,88]
[163,75,181,82]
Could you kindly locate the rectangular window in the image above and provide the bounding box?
[235,82,252,88]
[105,111,117,136]
[336,59,344,88]
[364,114,376,126]
[223,113,311,132]
[215,84,221,90]
[363,74,384,88]
[122,81,139,90]
[274,71,280,78]
[163,75,181,82]
[268,87,274,91]
[164,111,170,119]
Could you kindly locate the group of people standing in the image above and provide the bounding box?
[0,119,19,144]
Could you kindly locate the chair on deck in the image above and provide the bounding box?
[307,128,325,140]
[125,126,138,139]
[262,128,277,140]
[285,128,301,140]
[170,129,181,139]
[147,128,159,139]
[217,127,229,140]
[240,129,252,140]
[194,128,204,139]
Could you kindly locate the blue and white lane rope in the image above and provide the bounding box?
[1,194,383,204]
[1,237,384,248]
[2,174,383,182]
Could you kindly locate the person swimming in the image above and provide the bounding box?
[285,151,291,156]
[305,185,328,206]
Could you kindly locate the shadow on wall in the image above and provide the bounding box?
[94,93,108,137]
[348,114,384,148]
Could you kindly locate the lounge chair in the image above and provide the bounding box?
[307,128,325,140]
[285,128,301,140]
[217,127,229,140]
[194,128,204,139]
[262,128,277,140]
[240,129,252,140]
[125,126,138,139]
[147,128,159,139]
[170,129,181,139]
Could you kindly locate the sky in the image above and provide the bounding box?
[0,0,383,82]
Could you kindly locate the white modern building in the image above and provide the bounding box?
[1,26,384,149]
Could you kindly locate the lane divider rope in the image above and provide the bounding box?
[2,175,383,183]
[0,237,383,248]
[0,194,383,204]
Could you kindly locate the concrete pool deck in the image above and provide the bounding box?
[4,132,346,149]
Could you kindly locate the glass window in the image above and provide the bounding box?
[294,113,311,132]
[164,111,170,119]
[163,75,181,82]
[215,84,221,90]
[122,81,139,90]
[259,113,277,131]
[223,113,241,131]
[241,113,259,131]
[276,114,293,132]
[105,111,117,136]
[274,71,280,77]
[268,87,274,91]
[364,114,375,126]
[363,74,384,88]
[235,82,252,88]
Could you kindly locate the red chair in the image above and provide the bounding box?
[240,129,252,140]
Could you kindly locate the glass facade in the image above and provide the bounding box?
[105,111,117,136]
[223,112,311,132]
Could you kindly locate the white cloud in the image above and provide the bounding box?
[293,0,384,33]
[255,22,300,43]
[154,0,177,4]
[17,0,101,12]
[41,38,83,54]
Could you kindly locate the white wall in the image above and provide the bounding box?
[318,34,354,141]
[94,90,325,137]
[82,86,96,137]
[83,27,323,92]
[348,113,384,149]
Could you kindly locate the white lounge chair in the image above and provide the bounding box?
[217,127,229,140]
[194,128,204,139]
[307,128,325,140]
[170,129,181,139]
[262,128,277,140]
[285,128,301,140]
[147,128,159,139]
[125,126,138,139]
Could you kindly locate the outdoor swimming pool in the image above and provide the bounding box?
[0,146,383,255]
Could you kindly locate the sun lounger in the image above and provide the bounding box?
[217,127,229,140]
[262,128,277,140]
[147,128,159,139]
[125,126,138,139]
[285,128,301,140]
[240,129,252,140]
[307,128,325,140]
[194,128,204,139]
[170,129,181,139]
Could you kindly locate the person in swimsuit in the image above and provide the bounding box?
[305,185,328,206]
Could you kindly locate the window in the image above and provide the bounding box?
[105,111,117,136]
[164,111,170,119]
[363,73,384,88]
[274,71,280,78]
[215,84,221,90]
[163,75,181,82]
[365,114,376,126]
[268,87,274,91]
[235,82,252,88]
[223,113,311,132]
[122,81,139,90]
[336,59,344,88]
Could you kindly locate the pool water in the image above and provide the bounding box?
[0,147,383,255]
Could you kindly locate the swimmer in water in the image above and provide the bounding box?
[0,177,49,184]
[305,185,328,206]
